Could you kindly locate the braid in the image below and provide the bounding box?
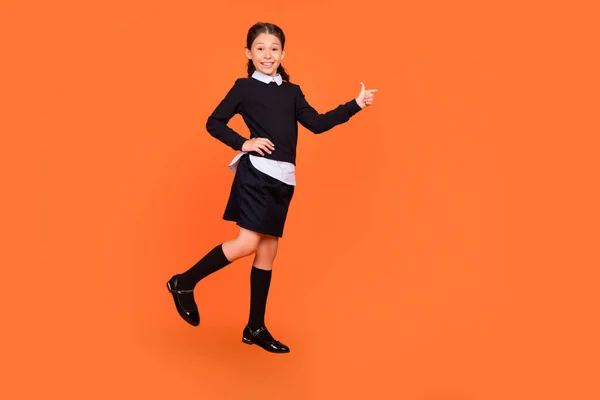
[247,59,256,77]
[277,65,290,81]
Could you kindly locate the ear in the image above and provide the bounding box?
[281,49,285,60]
[245,48,252,59]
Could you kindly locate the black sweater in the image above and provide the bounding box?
[206,77,363,165]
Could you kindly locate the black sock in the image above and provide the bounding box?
[177,244,232,290]
[248,266,272,331]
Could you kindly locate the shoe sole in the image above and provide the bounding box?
[241,337,290,353]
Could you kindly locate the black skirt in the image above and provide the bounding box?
[223,153,295,238]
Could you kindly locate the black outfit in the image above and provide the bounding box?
[222,153,294,237]
[167,75,363,353]
[206,77,363,165]
[208,77,362,237]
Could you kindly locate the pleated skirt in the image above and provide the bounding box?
[223,153,295,238]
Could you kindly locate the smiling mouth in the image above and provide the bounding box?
[261,62,274,67]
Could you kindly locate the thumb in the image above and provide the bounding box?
[360,82,365,93]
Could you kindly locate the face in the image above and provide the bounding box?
[245,33,285,77]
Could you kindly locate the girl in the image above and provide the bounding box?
[166,21,377,354]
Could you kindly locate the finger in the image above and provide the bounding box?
[360,82,365,92]
[262,143,274,151]
[260,138,274,147]
[261,144,272,154]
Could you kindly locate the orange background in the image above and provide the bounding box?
[2,0,599,399]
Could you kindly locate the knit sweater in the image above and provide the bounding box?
[206,77,362,165]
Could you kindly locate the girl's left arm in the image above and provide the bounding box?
[295,82,377,134]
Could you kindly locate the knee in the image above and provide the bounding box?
[235,237,260,258]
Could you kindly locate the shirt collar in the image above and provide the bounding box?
[252,70,283,86]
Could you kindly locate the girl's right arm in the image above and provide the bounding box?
[206,79,248,151]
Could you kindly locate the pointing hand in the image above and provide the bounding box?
[355,82,378,108]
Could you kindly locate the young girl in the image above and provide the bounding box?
[167,21,377,354]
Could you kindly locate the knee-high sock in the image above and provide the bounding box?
[177,244,232,290]
[248,266,272,330]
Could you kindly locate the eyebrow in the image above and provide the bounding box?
[254,42,280,46]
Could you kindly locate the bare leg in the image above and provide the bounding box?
[221,227,263,262]
[252,235,279,270]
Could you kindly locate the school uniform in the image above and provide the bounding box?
[167,68,367,353]
[206,70,363,237]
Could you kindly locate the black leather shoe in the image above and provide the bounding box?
[242,325,290,353]
[166,275,199,326]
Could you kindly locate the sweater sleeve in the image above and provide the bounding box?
[295,85,363,134]
[206,79,248,151]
